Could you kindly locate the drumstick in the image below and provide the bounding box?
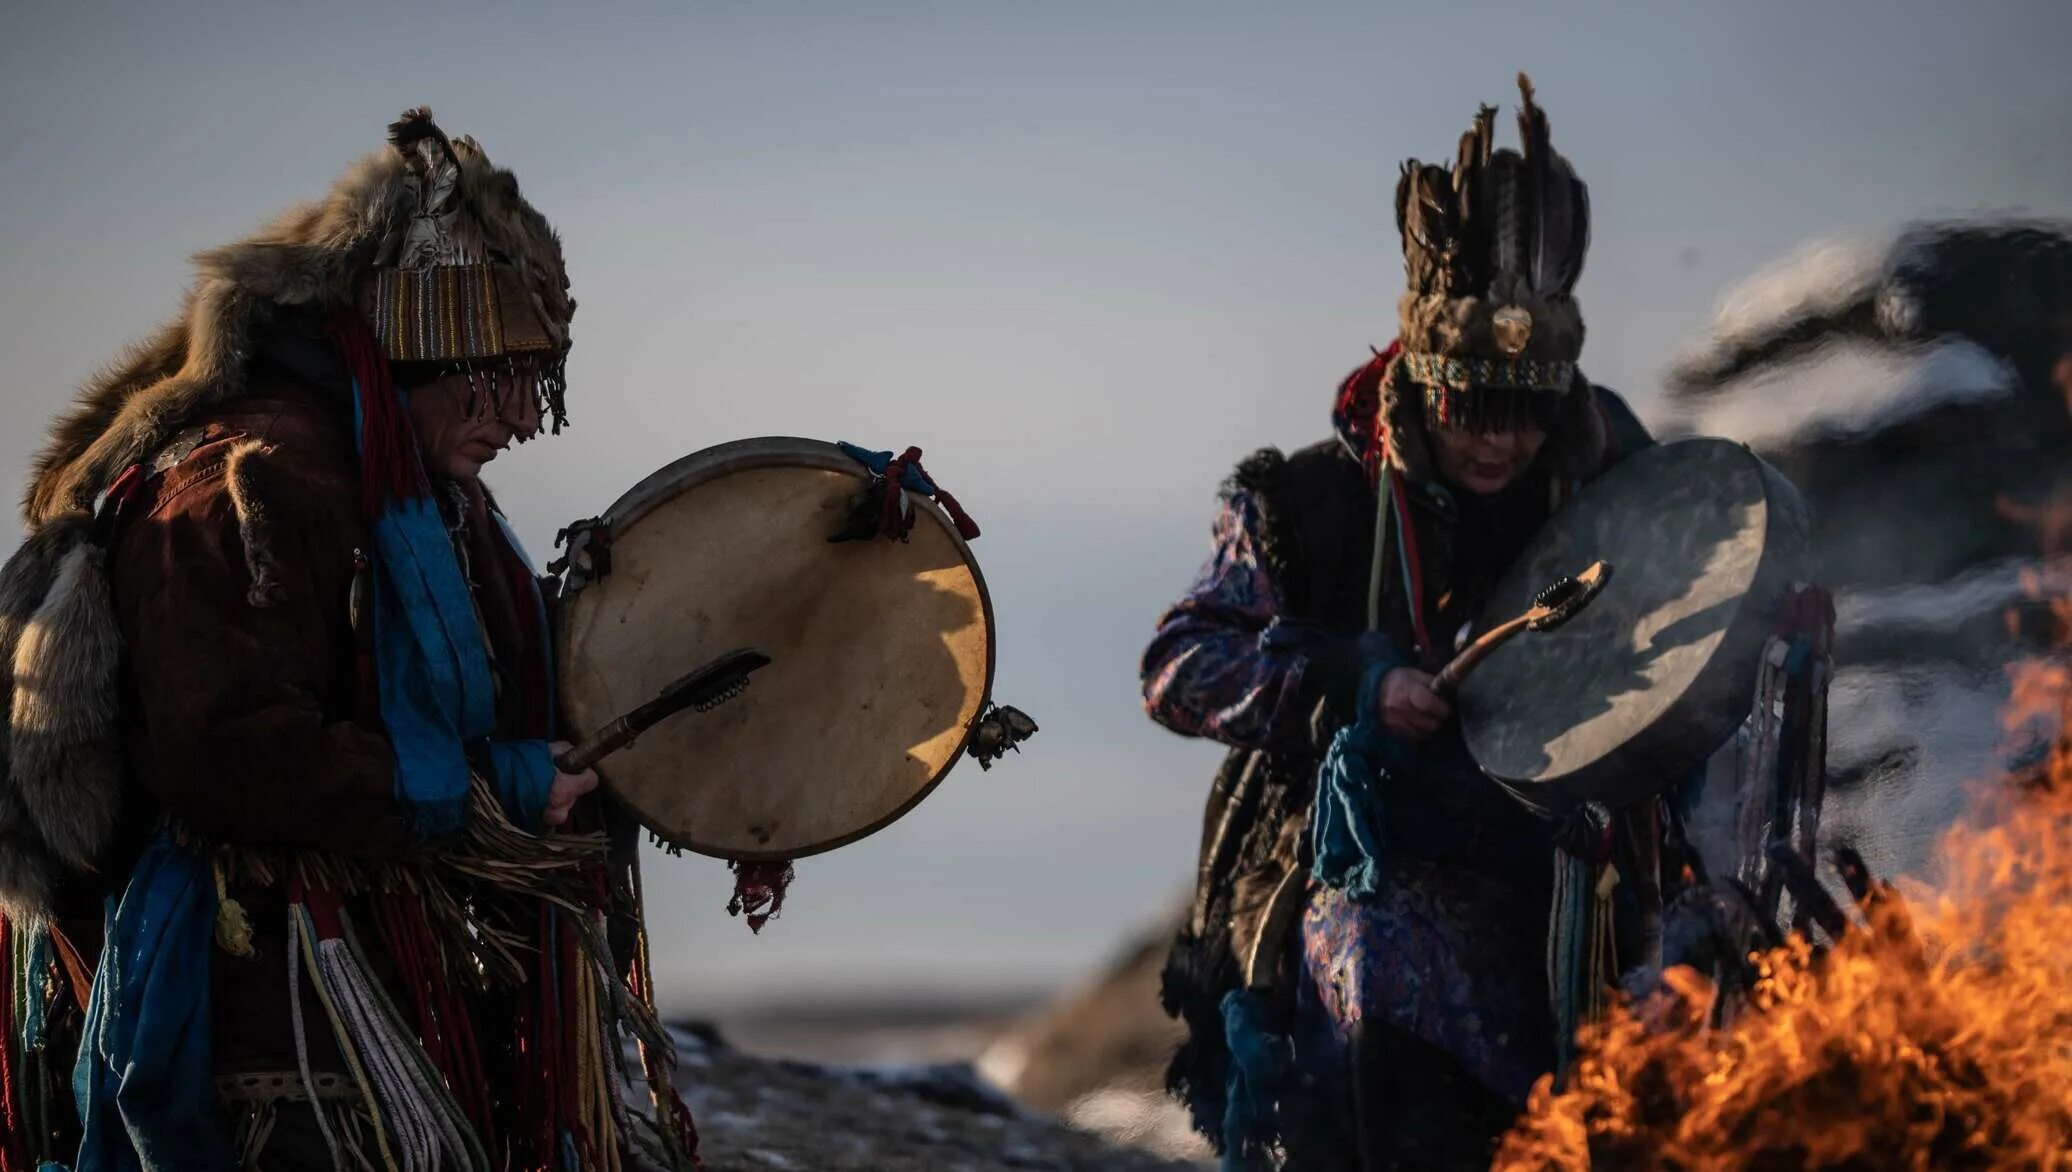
[1430,561,1613,700]
[554,648,772,774]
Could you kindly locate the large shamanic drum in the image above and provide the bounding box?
[1458,438,1813,816]
[555,438,995,861]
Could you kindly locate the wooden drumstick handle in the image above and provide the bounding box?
[1430,616,1532,700]
[553,648,772,775]
[555,718,636,775]
[1430,562,1613,700]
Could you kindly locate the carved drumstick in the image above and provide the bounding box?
[555,648,772,774]
[1430,561,1613,700]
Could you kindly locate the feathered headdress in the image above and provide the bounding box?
[1388,74,1592,439]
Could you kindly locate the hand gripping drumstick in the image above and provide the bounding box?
[1430,561,1613,701]
[554,648,773,774]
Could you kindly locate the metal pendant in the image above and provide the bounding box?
[1493,306,1534,356]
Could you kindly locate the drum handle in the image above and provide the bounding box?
[553,648,772,775]
[1430,617,1533,700]
[556,719,636,775]
[1430,563,1610,700]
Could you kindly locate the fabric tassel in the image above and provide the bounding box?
[726,861,794,934]
[1547,848,1588,1075]
[2,915,22,1172]
[73,835,229,1172]
[285,903,347,1172]
[295,892,486,1172]
[834,442,982,541]
[1547,801,1619,1076]
[1216,989,1289,1172]
[626,862,700,1167]
[1309,661,1409,901]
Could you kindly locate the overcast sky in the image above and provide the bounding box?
[3,0,2067,1012]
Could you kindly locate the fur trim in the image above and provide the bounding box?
[1376,353,1605,482]
[1379,356,1438,481]
[1396,288,1585,365]
[0,805,59,924]
[224,439,287,607]
[23,108,571,528]
[0,515,94,921]
[10,539,124,873]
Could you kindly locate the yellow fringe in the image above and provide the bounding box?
[295,906,401,1172]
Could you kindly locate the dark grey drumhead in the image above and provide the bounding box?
[1458,438,1811,816]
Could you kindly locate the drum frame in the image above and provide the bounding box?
[555,436,998,861]
[1459,438,1814,817]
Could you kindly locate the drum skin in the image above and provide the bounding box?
[557,438,995,860]
[1459,438,1813,817]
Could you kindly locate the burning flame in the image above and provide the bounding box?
[1495,626,2072,1167]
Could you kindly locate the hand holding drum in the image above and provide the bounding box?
[542,747,599,827]
[1375,561,1613,742]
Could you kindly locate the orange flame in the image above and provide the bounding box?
[1496,639,2072,1168]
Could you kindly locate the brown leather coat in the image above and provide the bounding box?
[106,374,398,1076]
[103,368,567,1078]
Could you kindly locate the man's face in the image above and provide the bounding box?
[406,366,543,484]
[1431,421,1548,496]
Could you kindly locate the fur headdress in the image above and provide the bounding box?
[1377,75,1606,481]
[0,109,571,922]
[26,107,573,530]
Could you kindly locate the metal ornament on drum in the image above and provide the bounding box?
[554,437,996,861]
[1458,437,1813,817]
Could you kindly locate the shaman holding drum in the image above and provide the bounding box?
[0,108,1027,1171]
[1144,76,1809,1171]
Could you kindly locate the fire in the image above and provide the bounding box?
[1494,658,2072,1168]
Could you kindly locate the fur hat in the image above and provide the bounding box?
[25,107,573,529]
[1375,75,1605,480]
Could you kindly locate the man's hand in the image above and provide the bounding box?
[543,741,601,828]
[1377,667,1452,741]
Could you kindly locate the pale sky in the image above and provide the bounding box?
[3,0,2067,1012]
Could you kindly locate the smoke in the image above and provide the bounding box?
[1669,336,2016,450]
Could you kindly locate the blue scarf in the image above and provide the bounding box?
[72,838,226,1172]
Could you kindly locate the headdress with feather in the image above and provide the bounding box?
[1386,74,1592,441]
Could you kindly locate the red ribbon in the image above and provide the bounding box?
[880,446,982,542]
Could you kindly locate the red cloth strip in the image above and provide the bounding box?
[325,313,429,516]
[0,915,21,1172]
[534,903,561,1164]
[1387,469,1435,664]
[557,917,584,1146]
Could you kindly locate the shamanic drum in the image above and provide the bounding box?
[1458,438,1813,816]
[555,438,996,861]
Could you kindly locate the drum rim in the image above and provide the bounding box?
[555,435,999,861]
[1460,436,1813,815]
